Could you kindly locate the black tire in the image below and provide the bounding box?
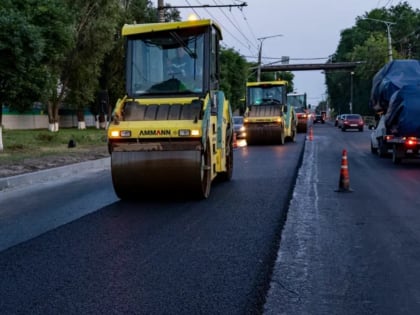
[370,141,378,154]
[290,124,297,142]
[218,132,233,181]
[279,130,285,145]
[378,139,388,158]
[392,145,402,165]
[198,140,212,199]
[290,128,296,143]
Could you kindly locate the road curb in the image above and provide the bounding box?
[0,157,110,192]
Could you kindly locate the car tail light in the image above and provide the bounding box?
[385,135,394,141]
[405,137,418,146]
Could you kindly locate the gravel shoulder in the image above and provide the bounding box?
[0,146,110,178]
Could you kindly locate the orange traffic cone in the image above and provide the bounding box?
[308,126,313,141]
[335,149,353,192]
[233,132,238,148]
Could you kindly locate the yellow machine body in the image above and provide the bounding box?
[107,20,233,199]
[244,81,297,145]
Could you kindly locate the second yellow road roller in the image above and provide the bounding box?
[244,81,297,145]
[107,19,234,200]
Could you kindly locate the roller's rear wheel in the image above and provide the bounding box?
[198,140,212,199]
[279,130,285,145]
[218,132,233,181]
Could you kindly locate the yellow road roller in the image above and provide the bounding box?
[107,19,233,200]
[244,81,297,145]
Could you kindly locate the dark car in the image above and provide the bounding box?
[233,116,246,139]
[341,114,364,131]
[313,113,325,124]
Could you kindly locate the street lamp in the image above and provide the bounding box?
[257,34,283,81]
[364,18,396,62]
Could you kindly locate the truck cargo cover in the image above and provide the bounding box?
[370,59,420,112]
[384,84,420,137]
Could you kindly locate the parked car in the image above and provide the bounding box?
[341,114,364,131]
[335,114,343,127]
[233,116,246,139]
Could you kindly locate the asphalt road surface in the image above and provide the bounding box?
[0,134,305,315]
[265,122,420,315]
[3,122,420,315]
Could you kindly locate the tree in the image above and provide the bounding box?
[49,0,120,131]
[219,47,249,114]
[326,2,420,116]
[276,71,295,93]
[0,0,73,149]
[97,0,164,119]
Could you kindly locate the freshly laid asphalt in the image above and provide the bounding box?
[0,145,308,314]
[0,158,110,192]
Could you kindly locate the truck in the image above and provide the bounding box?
[369,59,420,164]
[243,81,297,145]
[287,92,308,132]
[107,19,234,199]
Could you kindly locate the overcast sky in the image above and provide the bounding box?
[166,0,420,105]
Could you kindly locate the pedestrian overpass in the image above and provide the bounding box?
[261,61,363,72]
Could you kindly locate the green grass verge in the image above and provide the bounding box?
[0,128,108,163]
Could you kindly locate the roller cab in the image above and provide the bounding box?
[107,20,233,200]
[244,81,297,145]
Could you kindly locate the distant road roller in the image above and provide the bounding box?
[107,19,234,200]
[244,81,297,145]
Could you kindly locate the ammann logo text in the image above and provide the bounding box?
[139,129,171,136]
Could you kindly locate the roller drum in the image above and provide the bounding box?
[246,125,284,145]
[111,149,205,199]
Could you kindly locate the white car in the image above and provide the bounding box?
[370,115,391,157]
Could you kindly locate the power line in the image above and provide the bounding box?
[212,0,259,52]
[184,0,202,18]
[238,8,258,48]
[189,0,256,56]
[166,1,246,9]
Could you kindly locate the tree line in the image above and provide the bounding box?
[325,1,419,116]
[1,0,417,137]
[0,0,294,133]
[0,0,179,132]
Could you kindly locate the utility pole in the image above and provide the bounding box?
[364,18,396,62]
[257,34,283,82]
[158,0,165,22]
